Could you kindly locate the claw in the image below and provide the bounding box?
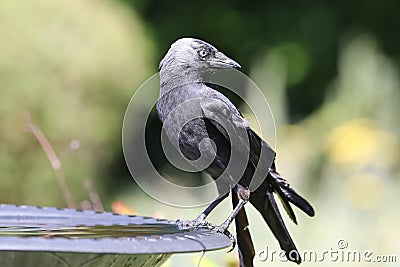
[176,219,195,230]
[176,215,211,230]
[176,218,236,251]
[224,229,236,252]
[203,223,236,252]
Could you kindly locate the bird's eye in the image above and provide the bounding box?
[198,49,209,59]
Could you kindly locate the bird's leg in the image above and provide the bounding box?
[219,198,248,231]
[176,192,229,230]
[176,185,249,250]
[199,191,230,219]
[206,185,250,249]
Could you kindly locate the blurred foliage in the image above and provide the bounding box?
[1,0,400,266]
[123,0,400,120]
[0,0,153,206]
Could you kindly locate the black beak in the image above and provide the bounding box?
[209,51,241,69]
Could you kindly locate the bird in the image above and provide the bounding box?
[156,37,315,266]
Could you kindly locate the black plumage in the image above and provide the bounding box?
[157,38,314,266]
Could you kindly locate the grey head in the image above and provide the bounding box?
[159,38,240,88]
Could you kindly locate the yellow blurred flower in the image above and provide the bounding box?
[324,118,398,169]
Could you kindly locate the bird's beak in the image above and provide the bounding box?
[210,51,241,69]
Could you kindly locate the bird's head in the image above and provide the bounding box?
[159,38,240,83]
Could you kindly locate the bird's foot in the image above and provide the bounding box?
[176,214,212,230]
[176,216,236,251]
[205,223,236,252]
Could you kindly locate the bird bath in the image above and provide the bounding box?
[0,204,231,267]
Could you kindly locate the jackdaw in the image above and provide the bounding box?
[156,38,315,266]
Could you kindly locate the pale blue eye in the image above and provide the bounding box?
[198,49,209,58]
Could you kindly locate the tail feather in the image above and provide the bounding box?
[250,185,302,264]
[269,164,315,219]
[248,163,315,264]
[268,173,298,224]
[232,188,255,267]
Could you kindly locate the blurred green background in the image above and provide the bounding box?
[1,0,399,266]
